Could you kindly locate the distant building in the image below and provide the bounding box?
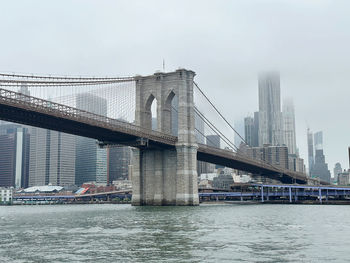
[282,98,297,154]
[311,149,331,183]
[310,131,331,183]
[258,72,283,146]
[244,113,259,147]
[314,131,323,151]
[29,127,76,187]
[75,93,108,186]
[338,171,350,186]
[206,135,223,169]
[212,172,234,190]
[108,146,131,182]
[0,124,30,188]
[246,144,289,170]
[288,154,305,173]
[307,128,314,176]
[206,135,220,148]
[234,119,245,147]
[333,163,342,182]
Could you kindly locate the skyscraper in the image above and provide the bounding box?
[29,127,75,187]
[334,162,342,182]
[75,93,108,186]
[282,98,297,154]
[0,124,30,188]
[234,119,245,147]
[244,113,259,147]
[307,128,314,176]
[258,72,283,146]
[108,146,132,183]
[310,131,331,183]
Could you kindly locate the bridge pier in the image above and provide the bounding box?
[131,69,199,206]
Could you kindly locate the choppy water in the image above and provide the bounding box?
[1,204,350,262]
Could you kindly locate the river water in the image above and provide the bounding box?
[1,204,349,262]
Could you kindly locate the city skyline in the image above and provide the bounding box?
[0,0,349,174]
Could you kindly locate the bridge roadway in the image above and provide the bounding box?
[0,88,324,185]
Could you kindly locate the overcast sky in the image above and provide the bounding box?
[1,0,349,174]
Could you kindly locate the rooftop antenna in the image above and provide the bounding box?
[162,59,165,72]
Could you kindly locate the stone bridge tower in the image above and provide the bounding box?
[132,69,199,205]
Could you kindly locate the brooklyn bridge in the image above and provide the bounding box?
[0,69,327,205]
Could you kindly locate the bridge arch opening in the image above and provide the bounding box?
[164,90,178,136]
[145,93,159,131]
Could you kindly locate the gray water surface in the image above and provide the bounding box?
[1,204,349,262]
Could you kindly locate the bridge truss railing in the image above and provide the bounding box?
[0,88,177,145]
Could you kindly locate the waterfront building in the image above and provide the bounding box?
[338,171,350,186]
[282,98,297,154]
[334,163,342,182]
[0,124,30,188]
[75,93,108,186]
[212,171,234,190]
[258,72,283,146]
[0,187,13,204]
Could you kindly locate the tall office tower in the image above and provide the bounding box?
[333,162,342,182]
[314,131,323,150]
[234,119,245,147]
[108,147,132,183]
[29,127,75,187]
[310,131,331,183]
[244,117,254,147]
[307,128,314,176]
[258,72,283,146]
[246,145,289,170]
[244,113,259,147]
[0,124,30,188]
[75,93,108,186]
[282,98,297,154]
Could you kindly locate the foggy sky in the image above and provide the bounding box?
[1,0,350,174]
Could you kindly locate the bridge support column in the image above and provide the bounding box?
[131,69,199,206]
